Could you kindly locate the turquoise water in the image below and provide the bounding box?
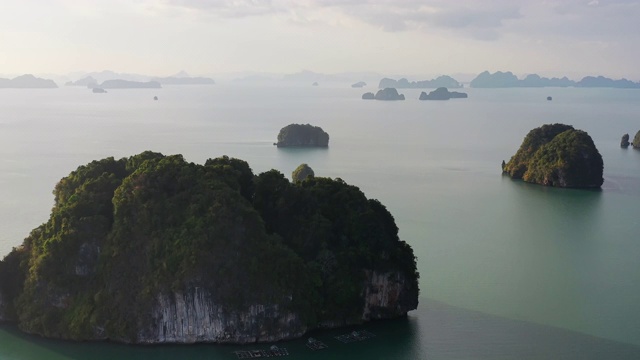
[1,85,640,359]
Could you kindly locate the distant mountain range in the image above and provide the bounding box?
[64,70,214,86]
[378,76,462,89]
[3,70,640,90]
[469,71,640,88]
[231,70,385,85]
[150,76,215,85]
[0,74,57,88]
[97,79,162,89]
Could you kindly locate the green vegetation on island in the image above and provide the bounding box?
[292,164,314,183]
[503,124,603,188]
[0,152,418,343]
[633,131,640,149]
[276,124,329,147]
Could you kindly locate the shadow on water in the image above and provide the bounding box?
[274,146,332,175]
[420,299,640,360]
[0,316,419,360]
[499,174,605,241]
[3,299,640,360]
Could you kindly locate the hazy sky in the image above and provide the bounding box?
[1,0,639,78]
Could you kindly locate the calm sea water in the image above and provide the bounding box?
[1,84,640,359]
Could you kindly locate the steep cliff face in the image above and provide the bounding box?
[137,270,418,344]
[140,288,306,344]
[362,271,418,320]
[0,289,5,321]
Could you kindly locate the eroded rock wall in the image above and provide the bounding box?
[140,288,306,344]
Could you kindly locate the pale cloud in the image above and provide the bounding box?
[156,0,639,43]
[160,0,523,40]
[1,0,639,78]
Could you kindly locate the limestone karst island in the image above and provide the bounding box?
[275,124,329,147]
[0,152,418,344]
[362,88,405,101]
[502,124,604,188]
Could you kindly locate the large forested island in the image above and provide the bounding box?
[502,124,603,188]
[0,152,418,344]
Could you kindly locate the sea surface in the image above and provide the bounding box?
[0,84,639,359]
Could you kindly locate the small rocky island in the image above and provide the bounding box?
[502,123,603,188]
[0,152,418,344]
[351,81,366,88]
[363,88,405,101]
[621,133,630,148]
[419,87,468,100]
[292,163,314,182]
[276,124,329,147]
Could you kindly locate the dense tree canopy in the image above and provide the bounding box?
[503,124,603,188]
[0,152,418,341]
[276,124,329,147]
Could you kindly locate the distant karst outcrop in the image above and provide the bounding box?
[379,76,461,89]
[92,88,107,93]
[65,76,98,87]
[151,76,215,85]
[276,124,329,147]
[351,81,367,88]
[621,134,630,148]
[374,88,405,101]
[470,71,520,88]
[419,87,468,100]
[0,74,58,88]
[97,79,162,89]
[502,123,603,188]
[576,76,640,89]
[362,92,375,100]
